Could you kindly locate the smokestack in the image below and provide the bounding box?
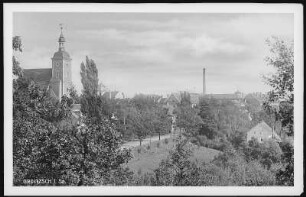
[203,68,206,95]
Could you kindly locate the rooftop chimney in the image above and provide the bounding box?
[203,68,206,95]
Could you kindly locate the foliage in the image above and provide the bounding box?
[211,148,275,186]
[242,138,282,170]
[228,130,247,150]
[276,141,294,186]
[58,116,132,186]
[153,137,201,186]
[125,107,147,145]
[79,56,110,122]
[117,94,171,143]
[262,37,294,186]
[13,75,72,185]
[263,36,294,136]
[13,49,133,185]
[13,36,23,78]
[80,56,99,96]
[68,85,81,104]
[174,104,203,138]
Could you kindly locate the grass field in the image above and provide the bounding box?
[125,136,222,175]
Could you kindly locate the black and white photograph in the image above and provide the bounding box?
[4,3,303,196]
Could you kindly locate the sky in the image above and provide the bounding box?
[13,12,294,98]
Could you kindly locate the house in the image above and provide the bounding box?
[71,104,82,125]
[247,121,282,143]
[102,91,125,100]
[189,93,200,107]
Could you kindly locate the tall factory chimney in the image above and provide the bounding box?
[203,68,206,95]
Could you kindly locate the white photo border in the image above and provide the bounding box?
[4,3,304,196]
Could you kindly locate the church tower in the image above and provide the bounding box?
[50,25,72,100]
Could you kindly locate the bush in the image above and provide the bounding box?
[146,145,151,150]
[156,142,160,148]
[137,168,142,176]
[164,138,169,144]
[137,148,142,154]
[198,163,229,186]
[244,161,276,186]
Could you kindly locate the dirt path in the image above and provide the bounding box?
[121,133,173,149]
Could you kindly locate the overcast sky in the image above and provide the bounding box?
[13,12,293,97]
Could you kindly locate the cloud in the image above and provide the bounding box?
[179,34,247,57]
[18,47,53,69]
[13,12,294,97]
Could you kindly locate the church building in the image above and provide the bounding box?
[23,26,72,100]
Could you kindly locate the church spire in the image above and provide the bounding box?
[58,24,65,51]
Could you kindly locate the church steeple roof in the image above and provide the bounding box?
[53,24,71,60]
[59,25,65,42]
[58,24,66,51]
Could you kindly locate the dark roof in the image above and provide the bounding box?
[59,33,65,42]
[24,68,52,87]
[52,50,71,60]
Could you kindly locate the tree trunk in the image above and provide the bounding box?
[158,132,160,141]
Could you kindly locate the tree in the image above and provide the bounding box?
[125,107,147,146]
[276,141,294,186]
[57,116,132,186]
[263,36,294,136]
[80,56,99,96]
[263,37,294,185]
[198,98,218,139]
[152,107,172,140]
[80,56,110,122]
[68,85,81,104]
[13,36,23,78]
[174,104,203,138]
[13,76,73,185]
[76,56,133,185]
[153,137,200,186]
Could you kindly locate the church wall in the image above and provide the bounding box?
[63,60,72,96]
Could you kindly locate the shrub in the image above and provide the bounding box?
[244,161,276,186]
[156,142,160,148]
[146,145,151,150]
[137,148,142,154]
[199,163,229,186]
[137,168,142,176]
[164,138,169,144]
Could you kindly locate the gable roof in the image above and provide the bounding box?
[248,121,282,141]
[24,68,52,88]
[102,91,124,100]
[249,121,272,134]
[166,93,181,104]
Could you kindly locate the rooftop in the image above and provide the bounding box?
[23,68,52,87]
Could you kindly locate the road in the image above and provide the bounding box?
[121,133,173,149]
